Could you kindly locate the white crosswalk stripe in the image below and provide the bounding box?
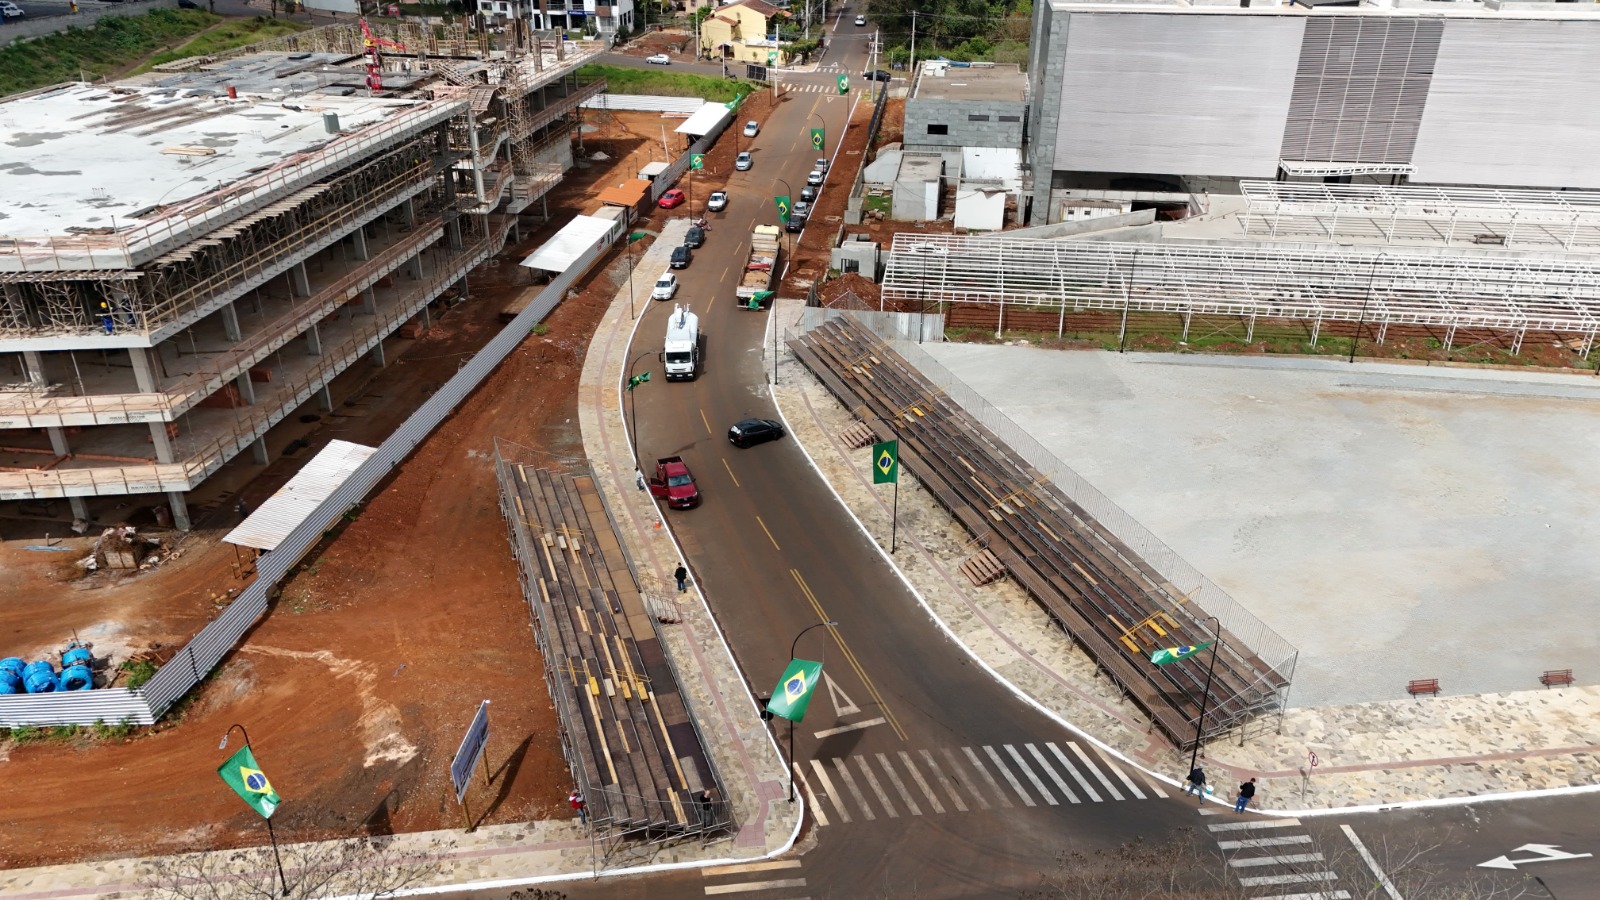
[1102,756,1147,799]
[809,758,850,824]
[1229,852,1325,868]
[963,745,1014,809]
[939,747,984,810]
[892,751,937,814]
[921,749,965,812]
[832,757,875,821]
[1025,743,1080,803]
[1205,808,1347,899]
[1068,740,1124,800]
[1004,743,1058,806]
[792,762,828,827]
[985,744,1037,806]
[1046,741,1102,801]
[1216,835,1312,850]
[854,754,898,818]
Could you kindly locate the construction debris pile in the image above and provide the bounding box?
[81,527,169,573]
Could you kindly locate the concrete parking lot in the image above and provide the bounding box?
[925,344,1600,708]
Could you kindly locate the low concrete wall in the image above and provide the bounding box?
[0,0,180,49]
[972,208,1157,241]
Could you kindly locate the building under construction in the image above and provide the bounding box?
[0,21,605,528]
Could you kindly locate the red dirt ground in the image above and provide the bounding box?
[0,109,711,870]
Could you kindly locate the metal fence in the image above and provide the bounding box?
[580,94,706,113]
[0,222,580,727]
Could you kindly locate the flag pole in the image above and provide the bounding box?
[1187,617,1222,777]
[890,473,898,554]
[264,815,291,897]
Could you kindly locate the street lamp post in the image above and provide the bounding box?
[1349,252,1386,364]
[1185,617,1223,778]
[786,620,838,802]
[809,112,826,160]
[774,176,794,268]
[626,350,653,466]
[220,725,290,897]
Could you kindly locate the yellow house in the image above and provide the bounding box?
[700,0,792,67]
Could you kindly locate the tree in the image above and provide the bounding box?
[142,832,452,900]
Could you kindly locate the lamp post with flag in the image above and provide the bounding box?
[872,438,900,552]
[769,621,837,801]
[625,351,653,466]
[1149,618,1222,777]
[219,724,290,897]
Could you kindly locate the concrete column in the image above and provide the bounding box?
[129,347,159,393]
[291,262,312,298]
[370,341,387,367]
[166,491,192,531]
[408,250,426,281]
[421,303,432,329]
[352,226,370,261]
[235,372,256,406]
[46,426,70,456]
[251,437,269,465]
[22,350,47,387]
[447,217,464,251]
[148,422,176,464]
[220,301,242,341]
[306,322,323,357]
[68,496,89,521]
[403,197,417,228]
[361,286,378,316]
[317,385,333,412]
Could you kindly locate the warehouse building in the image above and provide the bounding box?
[0,22,603,528]
[1027,0,1600,224]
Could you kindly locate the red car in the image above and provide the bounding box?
[658,189,686,209]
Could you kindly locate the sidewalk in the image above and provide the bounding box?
[0,221,798,900]
[764,299,1600,816]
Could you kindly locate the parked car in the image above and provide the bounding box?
[800,185,817,203]
[0,2,25,16]
[670,245,692,269]
[646,54,671,65]
[652,272,679,300]
[658,189,686,209]
[786,201,810,232]
[854,14,867,26]
[806,169,824,186]
[707,191,729,212]
[743,120,760,138]
[177,0,200,8]
[865,69,892,82]
[728,418,786,448]
[735,152,753,171]
[815,158,829,174]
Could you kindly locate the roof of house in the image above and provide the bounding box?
[597,180,651,207]
[720,0,788,18]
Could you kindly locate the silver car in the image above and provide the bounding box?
[806,169,824,186]
[736,152,753,171]
[707,191,729,211]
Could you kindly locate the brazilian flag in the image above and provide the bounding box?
[218,745,281,819]
[1150,642,1213,666]
[872,439,898,484]
[766,658,822,722]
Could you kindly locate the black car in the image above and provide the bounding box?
[800,184,817,203]
[865,69,892,82]
[685,224,706,248]
[670,245,692,269]
[728,418,785,448]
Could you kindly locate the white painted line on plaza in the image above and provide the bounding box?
[1005,744,1059,806]
[900,750,945,814]
[1342,824,1404,900]
[812,716,885,739]
[923,749,967,812]
[1217,835,1314,850]
[1046,741,1101,802]
[985,744,1037,807]
[877,752,922,816]
[1026,743,1081,804]
[704,877,808,894]
[792,762,828,828]
[962,745,1013,808]
[809,758,850,824]
[855,754,899,818]
[1229,852,1326,868]
[1208,819,1304,832]
[1238,872,1340,888]
[1068,741,1124,800]
[702,860,803,876]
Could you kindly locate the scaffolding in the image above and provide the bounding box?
[1241,181,1600,252]
[881,234,1600,357]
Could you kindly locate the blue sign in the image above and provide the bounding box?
[450,700,491,804]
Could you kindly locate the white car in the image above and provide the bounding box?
[652,272,679,301]
[806,169,824,186]
[743,120,759,138]
[735,151,753,171]
[815,157,829,173]
[707,191,729,212]
[854,14,866,25]
[646,53,671,65]
[0,2,25,17]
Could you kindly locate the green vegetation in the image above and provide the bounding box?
[90,718,138,740]
[0,9,216,97]
[0,724,80,744]
[133,16,310,74]
[530,322,551,336]
[577,63,756,104]
[119,658,158,689]
[866,0,1034,68]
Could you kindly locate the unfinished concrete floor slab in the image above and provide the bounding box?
[923,344,1600,708]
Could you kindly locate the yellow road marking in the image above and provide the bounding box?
[700,408,713,436]
[757,515,781,550]
[721,458,741,488]
[789,568,908,741]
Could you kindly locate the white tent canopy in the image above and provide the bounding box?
[224,440,377,552]
[520,215,620,273]
[675,102,734,138]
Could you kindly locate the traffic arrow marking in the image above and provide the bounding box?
[1478,843,1593,870]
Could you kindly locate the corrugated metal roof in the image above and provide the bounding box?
[520,215,619,273]
[224,440,377,551]
[675,102,734,137]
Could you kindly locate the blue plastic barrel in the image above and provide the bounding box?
[58,664,93,691]
[0,669,20,693]
[0,657,24,678]
[62,647,92,669]
[23,660,58,694]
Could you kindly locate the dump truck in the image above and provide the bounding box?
[663,304,701,381]
[648,456,700,509]
[736,225,782,306]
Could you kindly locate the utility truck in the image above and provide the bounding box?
[736,225,782,307]
[663,305,701,381]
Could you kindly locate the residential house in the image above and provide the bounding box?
[479,0,636,37]
[700,0,790,66]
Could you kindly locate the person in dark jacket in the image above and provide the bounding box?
[1184,765,1206,800]
[675,563,688,592]
[1235,777,1257,813]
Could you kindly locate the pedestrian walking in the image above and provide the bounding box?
[1184,764,1206,800]
[675,563,688,593]
[1234,777,1257,813]
[235,498,250,522]
[697,788,715,828]
[569,788,587,825]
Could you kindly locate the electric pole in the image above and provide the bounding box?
[909,10,917,71]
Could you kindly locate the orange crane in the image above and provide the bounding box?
[359,18,406,93]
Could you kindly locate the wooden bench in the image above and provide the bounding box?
[1406,678,1440,697]
[1540,669,1575,689]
